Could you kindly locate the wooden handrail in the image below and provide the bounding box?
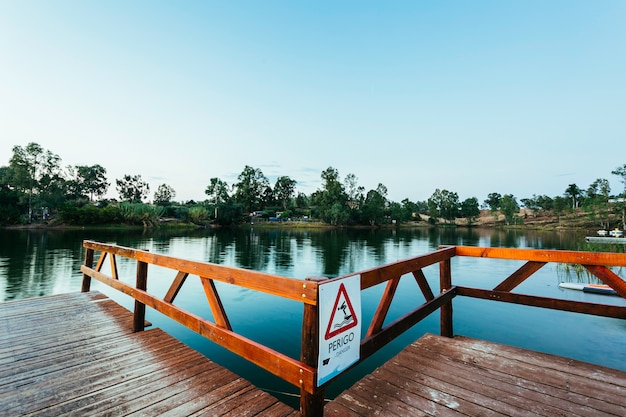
[454,245,626,299]
[333,246,456,289]
[83,240,318,304]
[323,245,626,386]
[454,245,626,266]
[81,241,318,395]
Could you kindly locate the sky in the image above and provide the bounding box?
[1,1,625,204]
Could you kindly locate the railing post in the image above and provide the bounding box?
[300,277,326,417]
[439,258,453,337]
[133,258,148,332]
[81,248,94,292]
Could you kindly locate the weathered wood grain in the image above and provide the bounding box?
[325,333,626,417]
[0,292,298,416]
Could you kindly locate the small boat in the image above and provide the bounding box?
[558,282,618,296]
[597,229,608,236]
[609,228,623,238]
[585,235,626,244]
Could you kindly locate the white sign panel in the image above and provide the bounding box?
[317,275,361,386]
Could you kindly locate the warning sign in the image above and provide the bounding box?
[317,275,361,386]
[325,283,358,339]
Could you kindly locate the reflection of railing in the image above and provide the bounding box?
[81,241,626,417]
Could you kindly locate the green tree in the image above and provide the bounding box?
[500,194,519,225]
[428,189,460,224]
[68,164,109,201]
[361,183,388,225]
[314,167,349,225]
[0,166,22,224]
[344,173,365,205]
[400,198,418,222]
[521,195,540,217]
[116,174,150,203]
[536,195,553,213]
[154,184,176,206]
[612,164,626,191]
[552,195,568,223]
[342,173,364,224]
[233,166,269,213]
[611,164,626,229]
[8,142,64,222]
[484,192,502,212]
[586,178,610,201]
[564,184,582,209]
[295,192,309,210]
[205,178,230,204]
[584,178,611,230]
[273,176,297,210]
[460,197,480,226]
[260,185,275,208]
[388,201,407,223]
[213,202,243,225]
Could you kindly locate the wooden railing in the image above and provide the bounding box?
[81,241,626,417]
[80,241,320,407]
[452,246,626,322]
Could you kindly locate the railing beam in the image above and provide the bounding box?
[583,264,626,298]
[133,259,148,332]
[439,258,453,337]
[81,248,94,292]
[300,276,327,417]
[456,287,626,319]
[82,240,318,304]
[360,288,457,360]
[366,276,400,337]
[493,261,546,292]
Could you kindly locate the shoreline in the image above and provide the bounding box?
[2,208,621,234]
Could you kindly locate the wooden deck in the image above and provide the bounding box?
[0,292,299,416]
[325,333,626,417]
[3,292,626,416]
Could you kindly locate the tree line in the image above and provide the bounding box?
[1,142,625,229]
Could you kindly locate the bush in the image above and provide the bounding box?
[58,203,122,225]
[189,206,209,225]
[119,203,164,226]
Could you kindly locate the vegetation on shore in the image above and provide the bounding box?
[1,142,625,231]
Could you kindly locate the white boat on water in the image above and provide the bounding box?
[590,228,626,242]
[559,282,617,296]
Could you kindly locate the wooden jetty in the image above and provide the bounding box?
[326,334,626,416]
[0,291,299,416]
[2,241,626,416]
[3,293,625,416]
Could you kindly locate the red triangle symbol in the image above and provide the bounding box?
[325,283,358,340]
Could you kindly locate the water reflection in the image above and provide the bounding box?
[0,226,595,302]
[0,230,86,300]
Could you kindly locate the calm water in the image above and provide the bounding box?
[1,226,625,407]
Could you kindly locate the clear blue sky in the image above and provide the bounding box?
[1,1,625,203]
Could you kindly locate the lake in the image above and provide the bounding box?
[1,226,625,407]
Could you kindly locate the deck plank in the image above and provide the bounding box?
[325,333,626,417]
[0,292,299,417]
